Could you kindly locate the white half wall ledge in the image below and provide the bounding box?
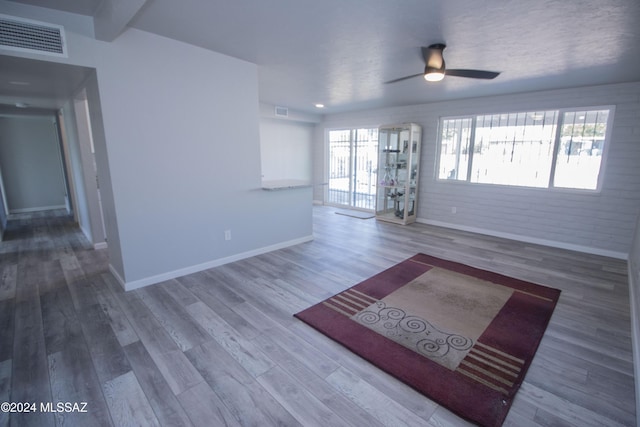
[261,179,312,190]
[418,218,628,260]
[109,234,314,291]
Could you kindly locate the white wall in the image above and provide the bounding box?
[72,92,106,247]
[92,29,313,288]
[0,116,67,212]
[312,124,326,204]
[260,118,313,182]
[59,92,106,248]
[59,102,87,226]
[319,82,640,257]
[84,70,127,279]
[94,28,315,287]
[0,182,6,238]
[2,3,313,289]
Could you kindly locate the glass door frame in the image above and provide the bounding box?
[325,127,378,211]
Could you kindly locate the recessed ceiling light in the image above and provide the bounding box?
[315,103,325,108]
[9,81,31,86]
[15,102,29,108]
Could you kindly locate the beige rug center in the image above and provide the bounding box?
[352,267,514,370]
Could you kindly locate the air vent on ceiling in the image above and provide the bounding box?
[0,14,67,57]
[274,106,289,117]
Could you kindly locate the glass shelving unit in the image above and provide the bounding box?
[375,123,421,225]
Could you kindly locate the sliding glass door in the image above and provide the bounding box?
[327,128,378,210]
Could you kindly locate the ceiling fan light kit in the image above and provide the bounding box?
[424,66,445,82]
[387,43,500,84]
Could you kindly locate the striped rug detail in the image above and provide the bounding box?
[322,288,376,317]
[456,342,525,395]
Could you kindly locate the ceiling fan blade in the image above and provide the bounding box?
[445,69,500,79]
[385,73,424,84]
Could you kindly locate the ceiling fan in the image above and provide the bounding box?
[386,44,500,84]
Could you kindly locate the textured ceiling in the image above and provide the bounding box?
[3,0,640,114]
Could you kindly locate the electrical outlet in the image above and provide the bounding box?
[224,230,231,241]
[451,207,457,214]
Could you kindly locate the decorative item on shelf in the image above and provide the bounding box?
[380,165,395,186]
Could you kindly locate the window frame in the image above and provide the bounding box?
[435,105,615,192]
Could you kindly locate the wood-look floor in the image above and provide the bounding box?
[0,206,635,427]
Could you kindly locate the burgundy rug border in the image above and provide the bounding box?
[294,253,561,427]
[294,306,509,425]
[409,253,561,299]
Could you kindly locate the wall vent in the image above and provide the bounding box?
[0,14,67,57]
[274,106,289,117]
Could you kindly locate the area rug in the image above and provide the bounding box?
[334,209,375,219]
[294,253,560,427]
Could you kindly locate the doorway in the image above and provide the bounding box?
[0,115,69,215]
[326,128,378,210]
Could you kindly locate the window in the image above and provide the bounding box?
[553,109,610,190]
[438,117,472,181]
[437,107,612,190]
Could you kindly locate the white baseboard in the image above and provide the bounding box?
[112,234,315,292]
[108,264,127,290]
[94,241,108,250]
[78,223,107,250]
[10,204,67,214]
[417,218,628,260]
[79,224,92,243]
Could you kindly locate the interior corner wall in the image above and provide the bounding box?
[0,181,6,239]
[93,28,312,287]
[312,124,326,204]
[83,71,125,282]
[60,95,107,248]
[319,82,640,257]
[60,101,91,235]
[72,93,106,246]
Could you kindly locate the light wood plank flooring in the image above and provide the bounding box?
[0,206,635,426]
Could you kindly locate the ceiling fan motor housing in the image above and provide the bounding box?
[426,43,446,70]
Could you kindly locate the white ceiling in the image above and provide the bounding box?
[2,0,640,114]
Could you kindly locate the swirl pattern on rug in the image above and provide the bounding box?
[353,300,473,366]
